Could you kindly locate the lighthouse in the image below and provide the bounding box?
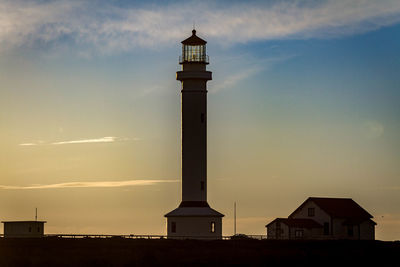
[164,30,224,239]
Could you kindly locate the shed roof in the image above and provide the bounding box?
[289,197,373,220]
[181,30,207,45]
[266,218,322,228]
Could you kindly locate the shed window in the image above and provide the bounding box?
[171,222,176,233]
[308,208,315,217]
[211,222,215,233]
[37,227,40,232]
[201,113,205,123]
[28,227,32,232]
[201,181,205,191]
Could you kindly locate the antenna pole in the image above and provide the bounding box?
[234,202,236,235]
[35,208,37,221]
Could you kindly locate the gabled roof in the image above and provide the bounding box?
[181,30,207,45]
[289,197,373,220]
[266,218,322,228]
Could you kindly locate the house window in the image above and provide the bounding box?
[308,208,315,217]
[201,113,205,123]
[323,222,329,235]
[295,230,304,238]
[211,222,215,233]
[171,222,176,233]
[347,225,354,237]
[201,181,205,191]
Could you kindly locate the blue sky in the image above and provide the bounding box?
[1,0,400,239]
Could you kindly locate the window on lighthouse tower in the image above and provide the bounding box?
[211,222,215,233]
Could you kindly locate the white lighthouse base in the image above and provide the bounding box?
[165,205,224,239]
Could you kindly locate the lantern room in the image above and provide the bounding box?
[180,30,209,64]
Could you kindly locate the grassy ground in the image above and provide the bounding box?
[0,238,398,266]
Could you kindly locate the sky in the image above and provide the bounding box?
[0,0,399,240]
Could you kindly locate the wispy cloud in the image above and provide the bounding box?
[19,136,140,146]
[19,143,39,146]
[1,0,400,54]
[211,54,295,93]
[52,136,116,145]
[0,179,178,190]
[212,67,260,93]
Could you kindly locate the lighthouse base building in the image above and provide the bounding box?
[165,204,223,239]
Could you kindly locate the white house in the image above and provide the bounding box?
[2,221,46,238]
[266,197,376,240]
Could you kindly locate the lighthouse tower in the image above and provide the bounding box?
[165,30,224,239]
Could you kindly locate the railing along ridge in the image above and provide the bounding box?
[0,233,266,240]
[44,234,266,240]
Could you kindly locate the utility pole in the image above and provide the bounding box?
[234,202,236,235]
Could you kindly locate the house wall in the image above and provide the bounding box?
[267,223,323,240]
[167,216,222,239]
[331,219,374,240]
[266,222,289,240]
[310,227,324,239]
[292,203,375,240]
[332,218,347,239]
[290,200,331,235]
[4,222,44,238]
[288,227,323,240]
[332,218,361,240]
[359,220,375,240]
[288,227,308,239]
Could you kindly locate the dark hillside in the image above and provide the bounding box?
[0,238,398,266]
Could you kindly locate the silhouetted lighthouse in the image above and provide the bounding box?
[165,30,224,239]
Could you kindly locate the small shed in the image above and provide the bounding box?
[2,221,46,238]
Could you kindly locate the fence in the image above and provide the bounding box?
[0,233,266,240]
